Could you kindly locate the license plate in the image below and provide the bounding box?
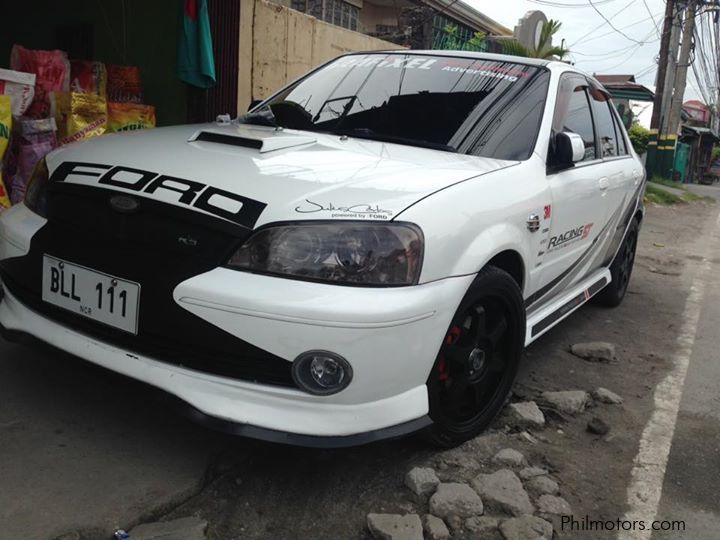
[42,255,140,334]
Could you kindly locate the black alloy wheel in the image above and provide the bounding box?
[424,266,525,447]
[595,217,639,307]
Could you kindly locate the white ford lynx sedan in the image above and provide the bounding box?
[0,52,644,447]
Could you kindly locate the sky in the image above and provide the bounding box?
[471,0,702,104]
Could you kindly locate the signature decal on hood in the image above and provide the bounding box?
[49,161,267,228]
[295,199,393,220]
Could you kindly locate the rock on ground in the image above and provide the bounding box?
[500,515,553,540]
[536,495,572,517]
[526,475,560,496]
[493,448,527,468]
[128,517,207,540]
[541,390,589,415]
[367,514,423,540]
[507,401,546,428]
[570,342,616,362]
[465,516,499,535]
[429,483,484,518]
[592,387,624,404]
[587,417,611,435]
[405,467,440,496]
[423,514,450,540]
[518,467,548,481]
[471,469,534,516]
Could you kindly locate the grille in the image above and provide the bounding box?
[0,183,294,387]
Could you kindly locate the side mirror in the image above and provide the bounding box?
[554,132,586,165]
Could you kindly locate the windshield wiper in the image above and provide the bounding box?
[237,105,277,127]
[331,128,456,153]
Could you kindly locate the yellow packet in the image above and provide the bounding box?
[0,95,12,209]
[107,102,156,132]
[54,92,107,145]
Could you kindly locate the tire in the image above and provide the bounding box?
[423,266,526,448]
[594,218,639,308]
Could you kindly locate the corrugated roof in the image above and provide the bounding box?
[595,74,636,84]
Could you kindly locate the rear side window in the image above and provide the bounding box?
[611,105,629,155]
[552,77,596,162]
[590,92,618,158]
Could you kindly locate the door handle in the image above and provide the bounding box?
[599,177,610,191]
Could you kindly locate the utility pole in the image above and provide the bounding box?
[650,0,678,130]
[647,0,677,178]
[659,6,682,137]
[667,1,697,137]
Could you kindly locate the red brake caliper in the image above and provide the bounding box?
[439,325,462,382]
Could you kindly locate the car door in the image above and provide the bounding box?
[588,89,639,226]
[532,73,610,306]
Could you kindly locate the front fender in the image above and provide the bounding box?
[396,158,549,291]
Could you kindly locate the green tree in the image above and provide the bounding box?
[628,123,651,155]
[501,20,569,60]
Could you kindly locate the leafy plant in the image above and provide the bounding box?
[628,123,651,155]
[501,19,569,60]
[711,146,720,162]
[435,24,487,52]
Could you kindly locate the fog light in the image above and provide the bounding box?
[292,351,353,395]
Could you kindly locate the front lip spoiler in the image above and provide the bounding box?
[0,313,432,448]
[182,406,432,448]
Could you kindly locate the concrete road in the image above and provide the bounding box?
[2,188,720,539]
[650,183,720,539]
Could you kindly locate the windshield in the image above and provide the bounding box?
[250,53,550,159]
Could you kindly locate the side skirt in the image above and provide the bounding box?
[524,268,611,346]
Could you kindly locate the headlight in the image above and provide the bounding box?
[227,221,423,286]
[24,157,50,217]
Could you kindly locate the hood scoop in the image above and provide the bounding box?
[189,128,317,153]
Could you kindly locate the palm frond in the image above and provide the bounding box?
[501,39,532,58]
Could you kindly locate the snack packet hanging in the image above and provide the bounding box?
[70,60,107,96]
[107,102,156,132]
[6,117,57,205]
[0,68,36,116]
[106,65,143,103]
[54,92,107,145]
[10,45,69,118]
[0,96,12,209]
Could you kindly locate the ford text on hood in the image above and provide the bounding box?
[0,52,644,447]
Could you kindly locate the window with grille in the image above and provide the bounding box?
[291,0,359,31]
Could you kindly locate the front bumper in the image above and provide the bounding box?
[0,201,475,445]
[0,270,474,445]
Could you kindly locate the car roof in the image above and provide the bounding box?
[367,49,553,68]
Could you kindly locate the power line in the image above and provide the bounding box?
[641,0,661,38]
[568,0,636,47]
[527,0,619,8]
[587,0,646,44]
[574,11,663,47]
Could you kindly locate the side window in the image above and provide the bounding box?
[551,77,596,162]
[590,91,618,158]
[610,104,629,156]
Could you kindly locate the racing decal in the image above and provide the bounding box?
[294,199,393,221]
[547,223,594,252]
[525,209,620,311]
[49,161,267,228]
